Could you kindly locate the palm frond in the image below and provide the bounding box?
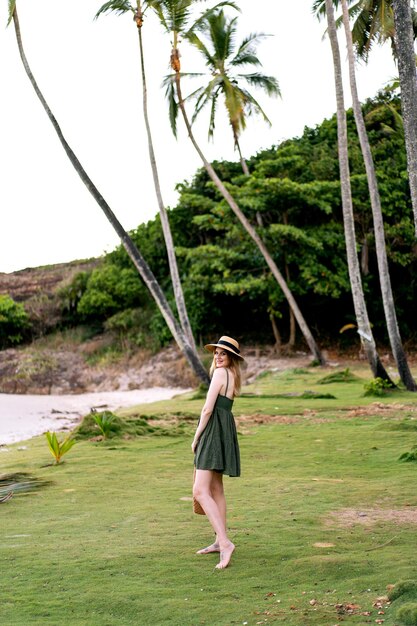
[186,31,216,66]
[232,31,269,63]
[7,0,16,26]
[208,92,219,139]
[233,84,272,128]
[162,71,203,90]
[149,0,196,34]
[191,76,222,125]
[95,0,133,19]
[147,0,169,31]
[191,1,240,34]
[164,75,179,137]
[230,51,262,67]
[238,72,281,98]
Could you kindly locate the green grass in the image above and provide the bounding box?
[1,366,417,625]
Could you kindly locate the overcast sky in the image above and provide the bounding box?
[0,0,397,274]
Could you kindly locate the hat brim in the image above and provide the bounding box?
[204,343,244,361]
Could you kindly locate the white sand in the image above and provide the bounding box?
[0,387,189,445]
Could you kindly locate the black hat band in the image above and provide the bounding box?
[217,339,240,354]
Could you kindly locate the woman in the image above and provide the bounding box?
[192,335,244,570]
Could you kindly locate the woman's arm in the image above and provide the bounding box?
[191,368,226,453]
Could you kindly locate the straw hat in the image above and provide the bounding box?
[204,336,244,361]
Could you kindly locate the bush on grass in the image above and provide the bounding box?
[399,446,417,462]
[317,368,360,384]
[363,377,393,397]
[388,580,417,602]
[74,412,192,441]
[396,603,417,625]
[92,411,118,438]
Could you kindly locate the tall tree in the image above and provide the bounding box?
[182,8,300,350]
[324,0,394,381]
[152,0,326,364]
[8,1,209,385]
[341,0,416,389]
[96,0,196,351]
[323,0,417,236]
[183,9,281,175]
[315,0,416,388]
[392,0,417,237]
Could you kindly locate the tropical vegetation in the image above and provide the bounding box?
[3,0,417,383]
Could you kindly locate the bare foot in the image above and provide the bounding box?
[196,542,220,555]
[215,542,235,569]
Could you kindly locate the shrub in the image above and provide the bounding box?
[396,603,417,625]
[318,368,359,384]
[399,446,417,462]
[0,295,31,348]
[363,377,393,397]
[388,580,417,602]
[92,411,118,439]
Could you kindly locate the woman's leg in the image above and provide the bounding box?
[193,469,235,568]
[196,472,225,554]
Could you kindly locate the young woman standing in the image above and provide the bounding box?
[192,335,244,569]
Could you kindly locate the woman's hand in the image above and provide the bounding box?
[191,438,199,454]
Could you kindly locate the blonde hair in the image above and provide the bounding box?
[209,353,242,397]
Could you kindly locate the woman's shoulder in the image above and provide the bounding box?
[211,367,228,382]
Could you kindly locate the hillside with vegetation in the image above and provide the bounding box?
[1,92,416,390]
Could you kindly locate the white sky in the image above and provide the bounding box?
[0,0,397,274]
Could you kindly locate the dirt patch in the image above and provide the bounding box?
[236,413,301,426]
[326,507,417,527]
[343,402,417,418]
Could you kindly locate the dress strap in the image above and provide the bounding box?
[224,368,229,397]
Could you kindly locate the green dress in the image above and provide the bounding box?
[194,369,241,477]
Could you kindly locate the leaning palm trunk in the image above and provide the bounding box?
[325,0,393,382]
[341,0,416,390]
[134,4,196,351]
[233,132,250,176]
[170,53,325,365]
[11,5,209,385]
[392,0,417,237]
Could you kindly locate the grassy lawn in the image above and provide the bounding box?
[1,365,417,625]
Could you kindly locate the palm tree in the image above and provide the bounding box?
[181,9,300,352]
[96,0,197,351]
[324,0,394,382]
[182,9,281,176]
[315,0,416,388]
[8,1,209,385]
[342,0,416,389]
[151,0,326,364]
[392,0,417,237]
[314,0,417,236]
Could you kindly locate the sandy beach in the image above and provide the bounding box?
[0,387,188,445]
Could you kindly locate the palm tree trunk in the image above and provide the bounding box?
[325,0,394,383]
[11,5,209,385]
[234,133,250,176]
[341,0,416,390]
[171,63,325,365]
[392,0,417,237]
[134,4,196,351]
[285,263,296,349]
[270,314,282,354]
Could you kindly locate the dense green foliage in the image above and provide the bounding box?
[5,91,417,352]
[0,294,31,348]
